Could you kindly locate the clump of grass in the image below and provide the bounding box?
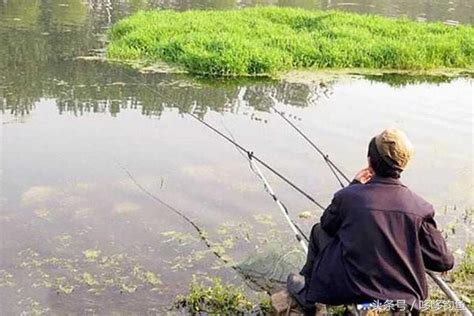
[452,243,474,283]
[430,243,474,310]
[175,276,271,314]
[107,7,474,76]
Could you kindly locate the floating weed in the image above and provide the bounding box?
[254,214,276,226]
[83,248,101,262]
[120,277,138,294]
[298,211,313,219]
[0,269,15,287]
[221,236,235,249]
[132,265,162,286]
[161,230,196,245]
[14,246,162,297]
[81,272,99,287]
[113,201,140,215]
[166,249,217,272]
[143,271,161,286]
[56,277,75,294]
[190,250,210,262]
[108,7,474,76]
[20,186,56,206]
[216,222,253,242]
[33,207,50,219]
[217,226,230,235]
[53,234,73,248]
[17,297,50,315]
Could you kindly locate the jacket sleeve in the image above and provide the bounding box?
[419,214,454,272]
[320,192,344,236]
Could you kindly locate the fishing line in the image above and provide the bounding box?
[116,162,223,259]
[115,161,273,294]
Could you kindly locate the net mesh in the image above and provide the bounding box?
[235,243,306,293]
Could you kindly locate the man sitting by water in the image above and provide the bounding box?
[287,128,454,314]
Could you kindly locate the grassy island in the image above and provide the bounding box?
[107,7,474,76]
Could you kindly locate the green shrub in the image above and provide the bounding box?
[175,277,271,314]
[452,243,474,282]
[107,7,474,76]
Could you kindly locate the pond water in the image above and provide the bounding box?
[1,0,473,314]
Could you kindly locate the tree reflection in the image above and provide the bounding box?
[1,0,471,119]
[0,0,41,30]
[0,58,337,118]
[50,0,88,28]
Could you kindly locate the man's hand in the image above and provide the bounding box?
[354,167,374,184]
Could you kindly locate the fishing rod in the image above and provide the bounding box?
[121,71,326,210]
[269,95,350,188]
[218,119,310,249]
[247,152,309,253]
[270,101,472,315]
[186,111,325,210]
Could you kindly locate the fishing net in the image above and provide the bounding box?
[235,242,306,293]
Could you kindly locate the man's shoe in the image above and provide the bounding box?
[287,272,305,296]
[287,273,317,314]
[287,273,329,316]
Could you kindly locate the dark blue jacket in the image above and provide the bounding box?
[306,176,454,306]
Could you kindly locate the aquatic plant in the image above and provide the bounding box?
[430,243,474,310]
[452,243,474,283]
[175,276,271,314]
[107,7,474,76]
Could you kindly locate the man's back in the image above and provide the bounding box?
[305,176,454,307]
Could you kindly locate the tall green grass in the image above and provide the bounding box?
[107,7,474,76]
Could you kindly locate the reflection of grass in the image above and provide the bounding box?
[108,7,474,76]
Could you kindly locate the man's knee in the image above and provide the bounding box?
[311,223,333,252]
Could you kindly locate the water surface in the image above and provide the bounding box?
[1,0,473,314]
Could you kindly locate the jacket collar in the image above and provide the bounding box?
[368,175,405,186]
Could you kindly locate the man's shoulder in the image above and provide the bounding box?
[402,188,435,217]
[335,181,435,217]
[333,181,365,200]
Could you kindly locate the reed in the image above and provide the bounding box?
[107,7,474,76]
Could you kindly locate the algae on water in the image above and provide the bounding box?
[107,7,474,76]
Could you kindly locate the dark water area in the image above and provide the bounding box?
[1,0,473,314]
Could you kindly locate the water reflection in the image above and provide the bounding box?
[2,57,463,120]
[1,58,338,118]
[1,0,470,120]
